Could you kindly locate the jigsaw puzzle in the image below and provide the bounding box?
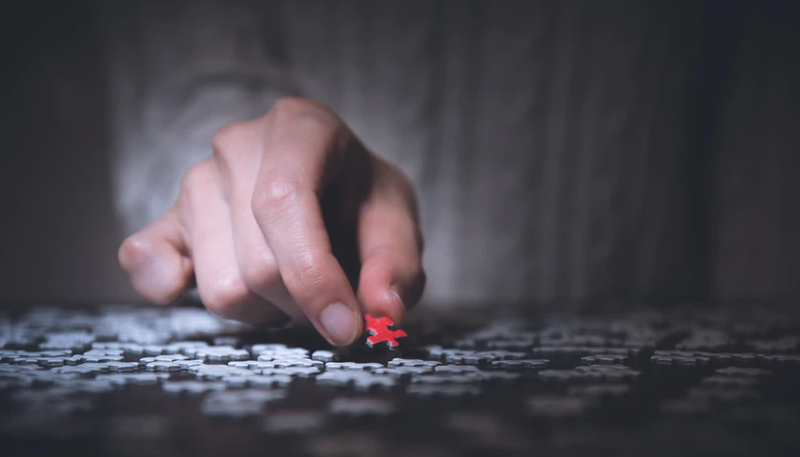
[0,303,799,457]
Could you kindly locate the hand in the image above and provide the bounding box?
[118,97,425,346]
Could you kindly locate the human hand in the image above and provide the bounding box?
[118,97,425,347]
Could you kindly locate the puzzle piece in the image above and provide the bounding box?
[252,345,309,359]
[475,371,521,384]
[364,314,407,349]
[413,374,481,385]
[325,362,383,371]
[36,358,66,368]
[352,374,397,392]
[311,350,337,362]
[189,364,254,381]
[406,383,481,398]
[104,361,139,373]
[97,373,169,387]
[247,374,293,388]
[714,367,771,378]
[486,339,535,351]
[373,367,415,380]
[228,360,272,370]
[268,367,322,378]
[568,384,630,399]
[433,365,481,375]
[53,363,113,377]
[145,361,183,372]
[329,397,397,417]
[316,371,375,387]
[253,359,323,369]
[387,358,440,368]
[491,359,550,370]
[82,354,125,363]
[573,365,641,382]
[40,331,95,352]
[5,301,800,453]
[262,410,326,435]
[200,390,286,419]
[91,342,145,356]
[526,396,587,417]
[580,354,628,365]
[191,346,250,362]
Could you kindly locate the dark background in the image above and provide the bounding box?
[0,0,799,307]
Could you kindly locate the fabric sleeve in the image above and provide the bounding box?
[103,0,300,234]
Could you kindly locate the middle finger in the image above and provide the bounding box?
[182,160,286,325]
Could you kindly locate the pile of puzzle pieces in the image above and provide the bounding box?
[1,304,799,456]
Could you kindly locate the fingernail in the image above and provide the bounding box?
[319,302,359,346]
[389,286,403,306]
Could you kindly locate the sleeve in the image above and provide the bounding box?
[103,0,300,235]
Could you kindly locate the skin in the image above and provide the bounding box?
[118,97,426,347]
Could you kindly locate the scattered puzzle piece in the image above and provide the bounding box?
[364,314,407,349]
[329,397,397,417]
[3,302,800,454]
[262,410,326,435]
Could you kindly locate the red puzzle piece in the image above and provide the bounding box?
[364,314,407,349]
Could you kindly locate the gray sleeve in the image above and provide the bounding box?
[104,0,300,234]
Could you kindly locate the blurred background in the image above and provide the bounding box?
[0,0,798,307]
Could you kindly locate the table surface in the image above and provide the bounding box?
[1,302,799,457]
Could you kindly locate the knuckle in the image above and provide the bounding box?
[240,246,282,291]
[271,96,310,113]
[268,97,338,132]
[200,270,251,319]
[118,234,152,272]
[178,160,214,206]
[251,173,299,224]
[211,123,237,153]
[283,248,326,292]
[211,122,248,166]
[270,96,319,117]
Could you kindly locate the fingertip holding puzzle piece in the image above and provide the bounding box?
[363,314,407,350]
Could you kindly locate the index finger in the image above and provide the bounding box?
[251,98,363,347]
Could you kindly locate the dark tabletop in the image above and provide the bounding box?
[1,302,799,457]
